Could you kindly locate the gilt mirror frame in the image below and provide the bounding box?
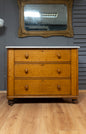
[17,0,73,37]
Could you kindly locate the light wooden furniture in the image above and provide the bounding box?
[6,46,80,105]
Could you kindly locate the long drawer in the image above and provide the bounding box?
[15,64,70,78]
[15,79,70,95]
[14,49,71,62]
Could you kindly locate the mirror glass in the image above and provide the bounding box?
[24,4,67,31]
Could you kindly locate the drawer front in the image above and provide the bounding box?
[15,64,70,78]
[15,49,70,62]
[15,80,70,95]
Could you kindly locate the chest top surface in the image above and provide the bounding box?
[5,46,80,49]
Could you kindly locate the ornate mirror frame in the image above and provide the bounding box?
[17,0,73,37]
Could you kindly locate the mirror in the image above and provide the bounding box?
[24,4,67,31]
[17,0,73,37]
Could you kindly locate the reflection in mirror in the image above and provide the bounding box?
[24,4,67,31]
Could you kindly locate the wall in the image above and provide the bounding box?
[0,0,86,90]
[73,0,86,89]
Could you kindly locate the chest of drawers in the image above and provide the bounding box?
[6,46,80,105]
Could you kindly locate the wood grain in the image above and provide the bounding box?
[0,92,86,134]
[71,49,79,97]
[14,79,70,95]
[15,63,70,78]
[7,48,79,102]
[7,95,79,99]
[7,49,14,98]
[14,49,71,62]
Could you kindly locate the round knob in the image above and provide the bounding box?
[41,63,45,66]
[57,69,61,74]
[57,54,61,59]
[57,85,61,90]
[25,53,29,59]
[25,85,29,91]
[25,68,28,74]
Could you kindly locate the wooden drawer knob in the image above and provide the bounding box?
[57,54,61,59]
[25,68,28,74]
[25,85,29,91]
[41,63,45,66]
[57,85,61,90]
[25,54,29,59]
[57,69,61,74]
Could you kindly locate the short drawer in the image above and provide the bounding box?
[15,79,70,95]
[15,49,71,62]
[15,64,70,78]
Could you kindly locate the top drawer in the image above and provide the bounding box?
[14,49,71,62]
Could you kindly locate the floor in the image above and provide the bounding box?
[0,92,86,134]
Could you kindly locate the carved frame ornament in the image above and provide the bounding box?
[17,0,74,37]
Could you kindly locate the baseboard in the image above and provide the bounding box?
[0,91,7,93]
[79,90,86,93]
[0,90,86,94]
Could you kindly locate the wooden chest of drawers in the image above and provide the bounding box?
[6,46,79,105]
